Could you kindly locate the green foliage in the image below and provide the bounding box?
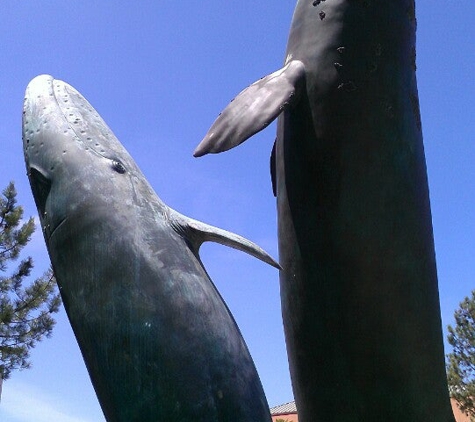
[0,182,61,381]
[447,289,475,421]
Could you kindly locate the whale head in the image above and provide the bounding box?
[22,74,160,241]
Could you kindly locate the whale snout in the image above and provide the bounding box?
[24,74,55,98]
[23,74,85,167]
[23,74,56,149]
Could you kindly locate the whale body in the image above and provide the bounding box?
[195,1,455,420]
[23,74,277,422]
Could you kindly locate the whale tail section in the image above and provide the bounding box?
[169,209,281,270]
[193,60,306,158]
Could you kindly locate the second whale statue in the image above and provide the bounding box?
[195,0,454,421]
[22,74,278,422]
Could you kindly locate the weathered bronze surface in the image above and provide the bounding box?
[196,1,455,420]
[23,75,277,422]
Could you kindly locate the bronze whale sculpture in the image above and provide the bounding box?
[23,74,278,422]
[195,1,454,420]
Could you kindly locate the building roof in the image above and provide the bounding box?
[270,399,470,421]
[270,400,297,415]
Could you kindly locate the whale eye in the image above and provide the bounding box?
[111,160,126,174]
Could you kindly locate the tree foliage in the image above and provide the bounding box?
[0,182,61,382]
[447,290,475,421]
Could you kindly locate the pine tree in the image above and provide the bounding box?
[447,290,475,421]
[0,182,61,390]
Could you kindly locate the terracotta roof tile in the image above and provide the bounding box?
[270,400,297,415]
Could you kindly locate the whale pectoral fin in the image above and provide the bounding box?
[170,210,281,270]
[193,60,306,157]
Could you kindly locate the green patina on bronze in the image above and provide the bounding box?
[23,75,278,422]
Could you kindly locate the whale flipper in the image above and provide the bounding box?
[194,60,306,157]
[170,210,280,270]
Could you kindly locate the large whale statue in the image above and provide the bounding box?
[195,1,455,420]
[22,74,277,422]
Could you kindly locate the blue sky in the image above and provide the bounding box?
[0,1,474,421]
